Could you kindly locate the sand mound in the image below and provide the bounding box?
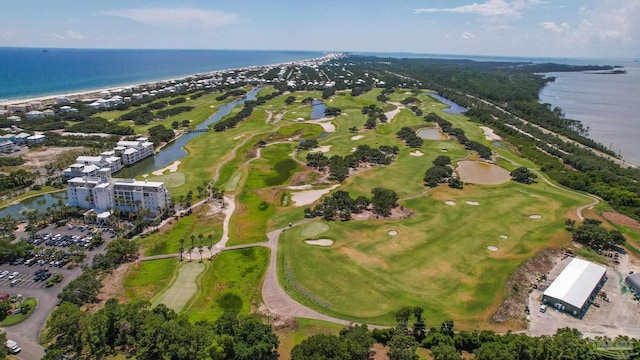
[529,214,542,219]
[351,135,364,140]
[311,145,331,153]
[409,151,424,157]
[499,235,509,239]
[388,230,398,236]
[466,201,480,206]
[305,239,333,246]
[487,246,499,252]
[445,201,456,206]
[480,126,501,141]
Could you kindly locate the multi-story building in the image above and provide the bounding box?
[114,137,154,165]
[63,138,154,178]
[67,168,170,221]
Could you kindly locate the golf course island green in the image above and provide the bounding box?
[121,83,595,334]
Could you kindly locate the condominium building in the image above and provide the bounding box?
[114,137,154,165]
[63,137,154,177]
[67,169,170,220]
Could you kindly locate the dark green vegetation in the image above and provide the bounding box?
[305,144,398,182]
[510,167,537,184]
[214,90,284,131]
[0,156,25,167]
[569,218,625,250]
[304,187,398,220]
[45,301,279,360]
[424,155,454,187]
[396,126,423,148]
[0,169,37,194]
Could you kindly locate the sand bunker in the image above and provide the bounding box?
[417,128,447,140]
[529,214,542,219]
[499,235,509,239]
[305,239,334,246]
[311,145,331,153]
[487,246,499,252]
[288,184,313,190]
[291,184,340,206]
[456,161,511,185]
[385,106,402,122]
[445,201,456,206]
[233,134,245,140]
[465,201,480,206]
[350,147,356,152]
[409,151,424,157]
[388,230,398,236]
[480,126,501,141]
[307,119,336,132]
[351,135,364,140]
[152,160,181,176]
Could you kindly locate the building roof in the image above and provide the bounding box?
[544,258,607,309]
[625,274,640,293]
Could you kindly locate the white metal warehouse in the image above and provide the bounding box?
[542,258,607,318]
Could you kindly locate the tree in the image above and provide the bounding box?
[388,333,419,360]
[510,167,537,184]
[291,334,351,360]
[0,299,11,322]
[431,344,463,360]
[371,187,399,217]
[433,155,451,167]
[232,315,279,360]
[448,177,464,189]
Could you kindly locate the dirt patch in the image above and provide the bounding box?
[351,206,415,221]
[87,261,135,313]
[493,248,560,323]
[603,212,640,229]
[22,146,85,168]
[305,239,333,246]
[371,343,389,360]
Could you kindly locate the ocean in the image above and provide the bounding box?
[0,48,325,100]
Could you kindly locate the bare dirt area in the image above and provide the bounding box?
[350,206,415,221]
[603,212,640,229]
[493,248,559,324]
[86,261,135,313]
[528,252,640,338]
[21,146,85,168]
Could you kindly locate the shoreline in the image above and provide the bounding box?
[0,53,342,107]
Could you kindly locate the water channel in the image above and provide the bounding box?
[427,93,468,114]
[0,88,259,218]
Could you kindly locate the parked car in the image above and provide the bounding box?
[0,270,9,278]
[8,271,19,279]
[10,279,20,287]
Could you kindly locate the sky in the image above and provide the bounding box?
[1,0,638,59]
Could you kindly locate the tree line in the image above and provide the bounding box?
[304,187,399,220]
[305,144,398,182]
[213,90,284,131]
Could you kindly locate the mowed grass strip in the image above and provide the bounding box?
[124,258,177,301]
[278,180,585,327]
[152,261,205,312]
[185,247,269,322]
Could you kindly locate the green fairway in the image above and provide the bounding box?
[124,258,177,301]
[185,247,269,322]
[152,261,205,312]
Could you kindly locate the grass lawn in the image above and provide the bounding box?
[185,247,269,322]
[123,258,177,301]
[152,261,205,312]
[0,297,38,326]
[278,178,587,328]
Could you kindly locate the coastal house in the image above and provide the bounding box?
[59,106,79,113]
[0,110,8,117]
[6,116,21,122]
[14,132,31,145]
[42,109,55,117]
[26,110,44,119]
[0,140,15,153]
[26,134,46,145]
[0,134,16,143]
[56,96,71,105]
[28,101,43,110]
[9,104,29,113]
[67,169,170,221]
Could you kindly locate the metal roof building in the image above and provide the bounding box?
[542,258,607,318]
[625,273,640,296]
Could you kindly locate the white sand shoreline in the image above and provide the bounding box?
[0,53,342,107]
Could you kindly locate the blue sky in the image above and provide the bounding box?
[1,0,638,58]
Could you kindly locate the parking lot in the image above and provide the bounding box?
[1,222,117,351]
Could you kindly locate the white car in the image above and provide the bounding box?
[8,271,19,279]
[0,270,8,278]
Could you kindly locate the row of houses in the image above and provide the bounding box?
[0,133,45,153]
[63,137,154,177]
[67,168,170,221]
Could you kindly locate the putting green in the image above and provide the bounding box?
[147,172,186,188]
[300,222,330,238]
[152,261,205,312]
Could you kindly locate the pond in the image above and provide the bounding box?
[0,88,260,218]
[427,93,468,114]
[456,160,511,185]
[310,100,326,119]
[417,128,448,140]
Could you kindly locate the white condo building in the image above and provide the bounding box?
[114,137,154,165]
[67,168,170,220]
[64,137,154,177]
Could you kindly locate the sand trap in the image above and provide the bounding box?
[385,106,402,122]
[487,246,499,252]
[388,230,398,236]
[351,135,364,140]
[311,145,331,153]
[291,184,340,206]
[456,161,511,185]
[499,235,509,239]
[350,147,356,152]
[305,239,333,246]
[445,201,456,206]
[307,119,336,132]
[288,184,313,190]
[409,151,424,157]
[441,149,448,152]
[480,126,501,141]
[152,160,181,176]
[233,134,245,140]
[529,214,542,219]
[465,201,480,206]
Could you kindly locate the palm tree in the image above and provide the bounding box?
[198,233,204,248]
[199,248,204,263]
[190,235,195,250]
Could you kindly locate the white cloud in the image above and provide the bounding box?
[41,30,88,41]
[539,21,570,33]
[414,0,543,18]
[103,8,239,28]
[66,30,87,40]
[573,0,640,43]
[462,31,477,39]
